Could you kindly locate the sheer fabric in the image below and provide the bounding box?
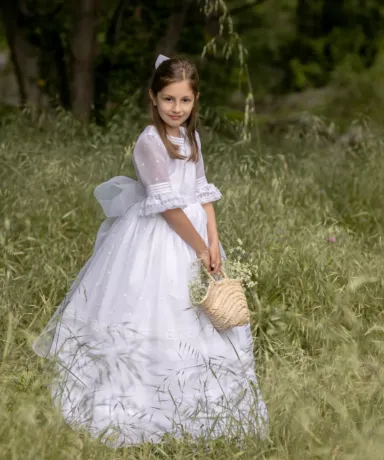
[32,125,268,446]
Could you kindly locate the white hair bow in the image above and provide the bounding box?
[155,54,170,69]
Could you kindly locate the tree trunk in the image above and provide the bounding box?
[144,2,192,105]
[155,3,191,59]
[1,0,44,108]
[94,0,130,125]
[46,27,71,110]
[70,0,100,122]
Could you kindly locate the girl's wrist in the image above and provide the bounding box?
[207,227,219,243]
[208,236,219,246]
[196,247,209,257]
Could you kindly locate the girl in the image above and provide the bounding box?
[32,54,268,446]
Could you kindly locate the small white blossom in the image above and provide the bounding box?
[188,240,258,305]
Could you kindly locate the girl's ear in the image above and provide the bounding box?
[149,89,156,105]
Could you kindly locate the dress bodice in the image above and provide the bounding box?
[133,125,197,199]
[94,125,221,218]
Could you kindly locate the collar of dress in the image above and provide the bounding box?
[167,126,186,145]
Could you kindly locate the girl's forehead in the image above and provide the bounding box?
[159,80,194,96]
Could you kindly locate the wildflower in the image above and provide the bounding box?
[328,236,336,243]
[188,245,259,305]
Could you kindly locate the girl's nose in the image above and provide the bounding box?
[172,101,181,113]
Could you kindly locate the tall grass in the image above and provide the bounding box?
[1,108,384,459]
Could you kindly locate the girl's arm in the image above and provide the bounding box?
[133,132,211,270]
[161,209,209,258]
[202,202,221,274]
[162,209,212,272]
[194,131,222,274]
[202,202,218,245]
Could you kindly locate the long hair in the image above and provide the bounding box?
[149,57,200,162]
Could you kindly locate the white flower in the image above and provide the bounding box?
[188,245,258,305]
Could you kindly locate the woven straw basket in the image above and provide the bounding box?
[196,265,250,331]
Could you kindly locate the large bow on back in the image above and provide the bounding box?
[94,176,145,218]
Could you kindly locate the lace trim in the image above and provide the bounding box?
[196,183,222,204]
[138,193,196,217]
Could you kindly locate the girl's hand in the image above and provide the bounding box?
[209,243,222,275]
[197,248,212,272]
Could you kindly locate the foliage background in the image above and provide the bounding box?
[2,0,384,126]
[2,1,384,459]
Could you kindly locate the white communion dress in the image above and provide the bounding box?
[32,125,268,446]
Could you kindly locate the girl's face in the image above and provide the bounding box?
[150,80,199,135]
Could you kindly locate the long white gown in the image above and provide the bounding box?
[32,125,268,446]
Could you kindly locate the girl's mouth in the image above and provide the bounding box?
[169,115,182,120]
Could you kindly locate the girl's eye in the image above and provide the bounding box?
[163,97,192,102]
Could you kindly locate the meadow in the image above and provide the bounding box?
[1,106,384,459]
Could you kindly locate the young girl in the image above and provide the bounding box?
[32,54,268,446]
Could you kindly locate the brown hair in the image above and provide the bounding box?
[149,57,200,162]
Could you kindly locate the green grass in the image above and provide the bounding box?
[1,108,384,459]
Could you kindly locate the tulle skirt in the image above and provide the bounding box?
[33,200,268,446]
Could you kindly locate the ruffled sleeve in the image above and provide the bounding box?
[195,131,222,205]
[133,131,194,217]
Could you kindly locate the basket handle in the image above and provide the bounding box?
[200,263,228,281]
